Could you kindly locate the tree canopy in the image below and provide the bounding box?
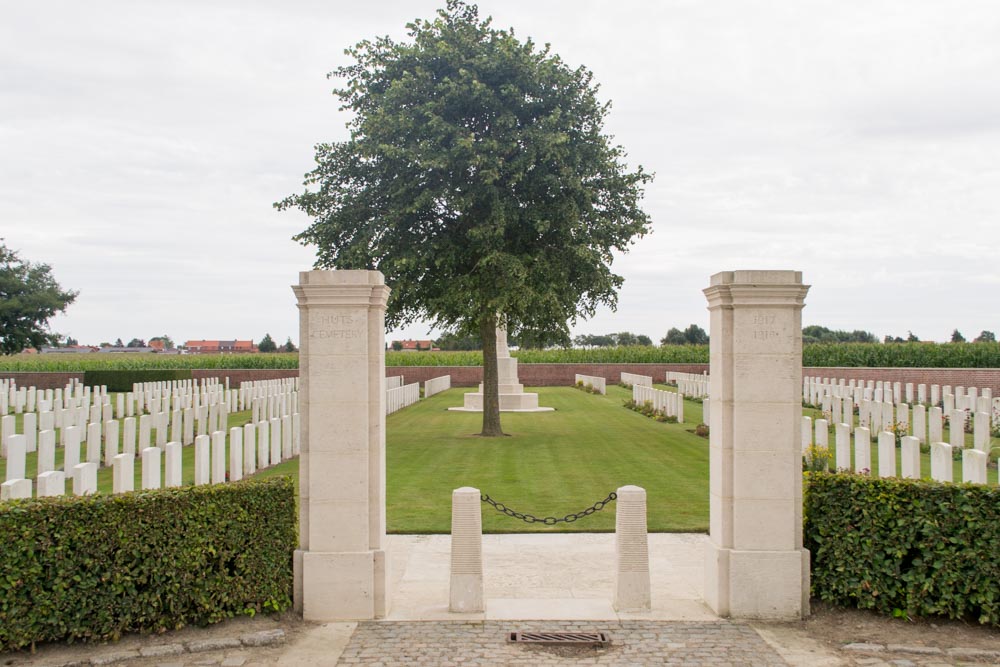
[0,241,77,354]
[278,1,651,435]
[661,324,709,346]
[258,333,277,353]
[801,325,877,345]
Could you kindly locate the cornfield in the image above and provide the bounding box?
[2,342,998,370]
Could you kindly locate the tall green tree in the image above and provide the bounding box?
[0,241,77,354]
[278,1,652,436]
[258,333,277,353]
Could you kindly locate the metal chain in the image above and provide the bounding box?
[480,491,618,525]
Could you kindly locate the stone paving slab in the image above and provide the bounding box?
[337,620,789,666]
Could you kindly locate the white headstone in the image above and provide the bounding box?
[73,462,98,495]
[962,449,987,484]
[930,443,952,482]
[112,453,134,493]
[37,470,65,497]
[141,447,161,490]
[194,434,210,485]
[5,434,27,482]
[37,429,56,474]
[900,436,920,479]
[877,432,896,478]
[1,478,32,500]
[854,426,871,474]
[834,423,851,471]
[165,442,183,487]
[211,431,226,484]
[103,420,119,467]
[257,421,270,468]
[243,423,257,475]
[949,410,965,450]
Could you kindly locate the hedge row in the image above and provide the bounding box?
[0,476,296,651]
[83,369,194,392]
[804,472,1000,625]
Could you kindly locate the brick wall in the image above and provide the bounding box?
[3,365,1000,394]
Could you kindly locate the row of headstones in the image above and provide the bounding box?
[2,398,235,461]
[574,374,607,394]
[242,380,299,424]
[386,382,420,415]
[632,384,685,422]
[804,376,996,413]
[620,372,652,387]
[0,378,226,418]
[664,371,709,399]
[803,418,989,484]
[448,485,651,613]
[386,376,404,390]
[1,414,300,501]
[807,388,994,451]
[423,375,452,398]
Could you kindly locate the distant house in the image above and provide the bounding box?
[40,345,98,354]
[184,340,258,354]
[393,339,437,352]
[97,346,156,354]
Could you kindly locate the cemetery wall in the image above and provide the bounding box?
[4,365,1000,393]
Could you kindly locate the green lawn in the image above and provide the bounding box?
[4,387,995,534]
[386,386,709,533]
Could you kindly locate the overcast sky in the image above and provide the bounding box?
[2,1,998,347]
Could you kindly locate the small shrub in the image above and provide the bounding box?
[802,444,832,472]
[694,423,709,437]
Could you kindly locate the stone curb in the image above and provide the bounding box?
[843,642,1000,662]
[39,629,285,666]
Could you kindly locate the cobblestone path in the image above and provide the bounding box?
[337,620,789,666]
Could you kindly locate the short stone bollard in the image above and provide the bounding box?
[1,478,32,500]
[614,484,651,612]
[449,486,484,613]
[37,470,65,497]
[74,462,98,495]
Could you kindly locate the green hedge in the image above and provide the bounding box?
[804,472,1000,625]
[0,476,295,651]
[83,369,194,392]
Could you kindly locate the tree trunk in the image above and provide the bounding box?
[479,314,504,436]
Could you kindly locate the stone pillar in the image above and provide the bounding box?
[449,486,484,613]
[614,485,651,612]
[703,270,810,620]
[292,270,390,621]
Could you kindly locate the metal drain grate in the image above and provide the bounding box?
[508,631,611,646]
